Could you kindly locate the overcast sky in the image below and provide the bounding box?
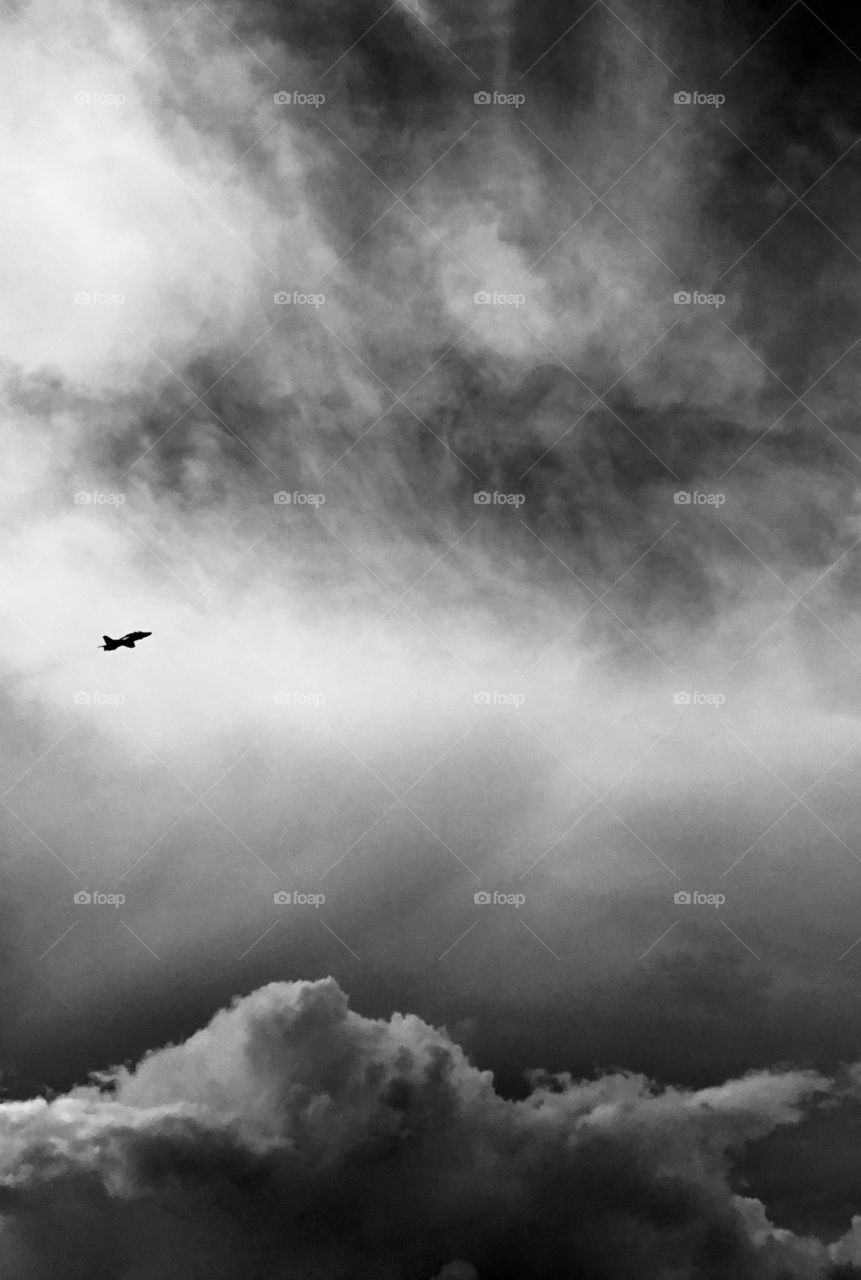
[3,0,861,1275]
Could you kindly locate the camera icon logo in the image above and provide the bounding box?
[74,890,92,904]
[474,890,492,904]
[673,491,691,504]
[673,691,691,705]
[673,92,692,104]
[274,92,291,104]
[73,491,92,503]
[673,291,691,304]
[273,890,291,904]
[273,491,291,504]
[474,91,492,104]
[474,491,491,504]
[73,691,92,705]
[674,890,692,904]
[273,291,291,305]
[473,291,491,305]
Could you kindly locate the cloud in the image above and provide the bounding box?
[3,0,860,702]
[0,975,857,1279]
[4,0,861,1213]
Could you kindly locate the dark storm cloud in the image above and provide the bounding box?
[0,976,855,1279]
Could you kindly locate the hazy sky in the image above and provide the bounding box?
[3,0,861,1275]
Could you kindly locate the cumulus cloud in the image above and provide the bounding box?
[0,976,858,1279]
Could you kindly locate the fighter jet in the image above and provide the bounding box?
[99,631,152,651]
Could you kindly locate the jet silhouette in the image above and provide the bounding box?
[99,631,152,651]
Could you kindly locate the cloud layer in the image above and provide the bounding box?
[2,976,859,1279]
[3,0,861,1254]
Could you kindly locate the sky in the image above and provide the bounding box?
[2,0,861,1275]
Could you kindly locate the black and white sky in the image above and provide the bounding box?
[3,0,861,1275]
